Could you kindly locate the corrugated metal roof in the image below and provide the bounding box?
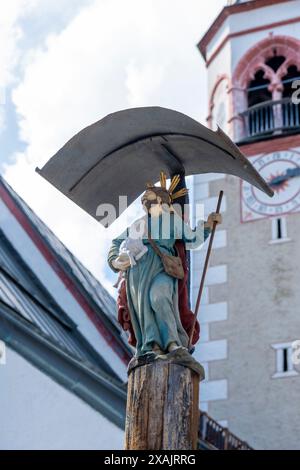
[0,176,118,326]
[0,175,132,361]
[0,228,121,378]
[0,231,74,328]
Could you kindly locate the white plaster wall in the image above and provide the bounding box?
[229,1,300,35]
[196,339,227,363]
[201,379,228,402]
[206,18,231,65]
[207,41,232,97]
[0,199,128,382]
[191,172,228,411]
[0,347,124,450]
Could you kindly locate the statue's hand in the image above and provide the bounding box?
[112,253,131,271]
[205,212,222,230]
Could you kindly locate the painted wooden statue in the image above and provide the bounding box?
[107,172,222,360]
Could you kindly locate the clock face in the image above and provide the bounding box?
[241,150,300,222]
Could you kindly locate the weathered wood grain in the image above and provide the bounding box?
[124,360,200,450]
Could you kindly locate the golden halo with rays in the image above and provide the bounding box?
[145,171,189,202]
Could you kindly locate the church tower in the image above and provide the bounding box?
[191,0,300,449]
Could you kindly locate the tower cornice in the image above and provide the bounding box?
[198,0,293,61]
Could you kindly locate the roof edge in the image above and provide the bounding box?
[197,0,292,61]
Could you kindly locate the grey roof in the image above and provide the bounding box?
[0,175,132,358]
[0,228,122,379]
[1,175,117,321]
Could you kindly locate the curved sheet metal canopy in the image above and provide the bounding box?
[37,106,273,226]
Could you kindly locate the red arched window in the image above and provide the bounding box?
[232,35,300,142]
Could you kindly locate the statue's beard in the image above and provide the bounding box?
[142,201,173,217]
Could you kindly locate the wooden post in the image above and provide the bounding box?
[124,360,200,450]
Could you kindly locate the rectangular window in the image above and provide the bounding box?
[271,342,299,378]
[282,347,288,372]
[269,217,290,244]
[276,218,282,239]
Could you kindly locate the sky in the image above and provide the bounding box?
[0,0,225,295]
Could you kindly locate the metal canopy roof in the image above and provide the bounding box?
[37,106,274,226]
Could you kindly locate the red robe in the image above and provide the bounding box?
[116,240,200,347]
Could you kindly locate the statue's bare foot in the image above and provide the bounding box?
[167,342,181,353]
[152,342,164,355]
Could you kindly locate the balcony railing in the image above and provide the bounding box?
[239,97,300,142]
[199,411,252,450]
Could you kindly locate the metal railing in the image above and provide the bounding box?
[199,411,252,450]
[239,98,300,141]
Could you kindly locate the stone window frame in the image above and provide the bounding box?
[271,341,299,379]
[269,216,291,244]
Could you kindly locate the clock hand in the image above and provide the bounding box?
[269,175,288,186]
[286,167,300,178]
[269,167,300,187]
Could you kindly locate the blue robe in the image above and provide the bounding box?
[108,211,210,356]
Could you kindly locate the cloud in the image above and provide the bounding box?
[0,0,38,130]
[3,0,224,295]
[0,1,34,84]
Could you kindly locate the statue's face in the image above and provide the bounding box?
[142,189,172,216]
[142,190,159,213]
[143,190,157,202]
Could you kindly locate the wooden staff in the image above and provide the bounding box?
[188,190,224,349]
